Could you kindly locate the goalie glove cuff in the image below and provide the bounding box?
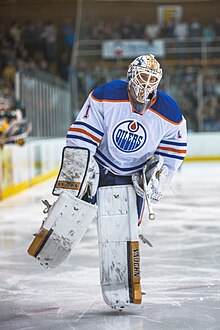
[131,171,145,199]
[149,164,169,203]
[132,155,170,203]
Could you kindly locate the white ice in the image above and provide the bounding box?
[0,162,220,330]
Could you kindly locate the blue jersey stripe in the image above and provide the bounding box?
[160,140,187,147]
[66,134,98,147]
[96,150,146,172]
[95,154,144,173]
[74,121,104,136]
[155,151,185,160]
[94,156,109,169]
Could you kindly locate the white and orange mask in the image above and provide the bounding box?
[127,54,162,113]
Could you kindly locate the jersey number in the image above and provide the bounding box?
[83,104,91,118]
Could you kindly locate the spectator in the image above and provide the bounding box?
[0,92,14,135]
[144,21,160,41]
[213,16,220,47]
[58,52,70,80]
[22,20,36,56]
[39,58,49,72]
[213,16,220,37]
[9,20,22,49]
[0,25,5,40]
[167,18,176,38]
[188,16,202,58]
[214,78,220,95]
[174,19,189,59]
[160,21,169,38]
[81,19,92,40]
[104,21,114,39]
[188,16,202,37]
[120,16,134,39]
[33,21,46,56]
[2,60,16,86]
[132,21,143,39]
[60,18,75,54]
[42,21,58,69]
[202,23,216,47]
[174,19,188,41]
[112,20,121,39]
[0,39,11,72]
[92,21,106,39]
[16,44,29,63]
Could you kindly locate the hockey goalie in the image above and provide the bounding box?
[27,54,187,310]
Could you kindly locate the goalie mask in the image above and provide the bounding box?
[127,54,162,114]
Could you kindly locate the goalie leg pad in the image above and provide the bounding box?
[97,185,142,309]
[28,191,98,268]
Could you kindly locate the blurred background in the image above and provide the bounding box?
[0,0,220,199]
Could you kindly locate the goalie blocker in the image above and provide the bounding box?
[27,147,99,268]
[97,184,142,310]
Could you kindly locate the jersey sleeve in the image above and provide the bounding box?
[155,116,187,176]
[66,92,104,155]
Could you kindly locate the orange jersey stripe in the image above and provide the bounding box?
[149,96,157,107]
[157,146,186,154]
[69,127,101,143]
[149,108,183,125]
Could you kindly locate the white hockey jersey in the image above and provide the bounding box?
[66,80,187,176]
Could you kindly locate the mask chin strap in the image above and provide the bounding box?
[144,98,151,109]
[131,97,148,114]
[128,83,154,114]
[142,85,155,110]
[144,84,155,102]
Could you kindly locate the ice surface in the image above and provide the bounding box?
[0,162,220,330]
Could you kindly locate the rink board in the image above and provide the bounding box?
[0,138,64,200]
[1,133,220,200]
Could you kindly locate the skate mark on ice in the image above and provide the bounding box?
[129,314,163,324]
[203,314,216,321]
[74,298,98,322]
[165,283,220,292]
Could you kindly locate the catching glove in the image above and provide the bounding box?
[132,155,169,203]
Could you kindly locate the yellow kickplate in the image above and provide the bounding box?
[130,241,142,304]
[27,227,49,257]
[133,284,142,304]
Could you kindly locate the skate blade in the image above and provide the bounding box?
[111,303,143,312]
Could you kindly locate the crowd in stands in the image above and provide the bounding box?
[163,66,220,132]
[0,18,74,143]
[1,16,220,134]
[0,18,74,93]
[81,15,220,41]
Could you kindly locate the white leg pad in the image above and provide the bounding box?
[97,185,142,309]
[28,191,98,268]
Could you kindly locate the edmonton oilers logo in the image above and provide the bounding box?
[112,120,147,153]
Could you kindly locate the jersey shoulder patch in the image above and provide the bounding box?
[91,80,129,102]
[150,90,182,124]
